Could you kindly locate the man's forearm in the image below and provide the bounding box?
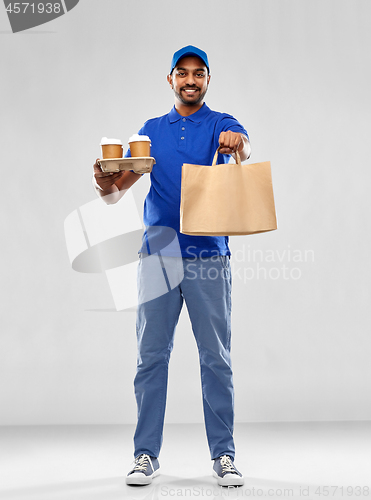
[92,170,142,204]
[92,176,124,204]
[234,135,251,162]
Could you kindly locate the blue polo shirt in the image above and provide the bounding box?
[125,103,248,258]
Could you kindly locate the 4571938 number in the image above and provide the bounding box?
[5,3,62,14]
[314,486,370,496]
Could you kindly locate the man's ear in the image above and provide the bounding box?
[207,74,211,85]
[167,74,173,89]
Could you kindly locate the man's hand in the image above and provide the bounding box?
[218,131,243,154]
[218,132,251,161]
[93,159,124,191]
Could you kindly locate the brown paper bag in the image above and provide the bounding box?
[180,149,277,236]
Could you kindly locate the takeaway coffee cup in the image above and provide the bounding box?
[128,134,151,157]
[100,137,123,159]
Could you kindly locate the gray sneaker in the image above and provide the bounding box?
[126,454,160,485]
[213,455,244,486]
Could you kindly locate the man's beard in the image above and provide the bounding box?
[174,86,208,106]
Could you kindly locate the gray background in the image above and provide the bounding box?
[1,0,370,425]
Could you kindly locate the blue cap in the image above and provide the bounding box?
[170,45,209,74]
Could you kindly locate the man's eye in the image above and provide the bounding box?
[178,72,186,76]
[196,73,205,77]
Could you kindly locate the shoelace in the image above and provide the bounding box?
[133,454,153,472]
[220,455,237,474]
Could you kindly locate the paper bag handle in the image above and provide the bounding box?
[212,147,241,166]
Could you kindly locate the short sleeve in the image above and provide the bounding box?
[216,114,249,139]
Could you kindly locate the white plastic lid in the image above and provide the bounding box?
[100,137,123,146]
[128,134,151,143]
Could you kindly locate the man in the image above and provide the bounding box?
[93,46,251,487]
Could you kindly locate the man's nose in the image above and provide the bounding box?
[185,73,196,86]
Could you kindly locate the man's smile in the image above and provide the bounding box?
[182,87,200,96]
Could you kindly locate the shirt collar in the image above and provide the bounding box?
[168,103,211,124]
